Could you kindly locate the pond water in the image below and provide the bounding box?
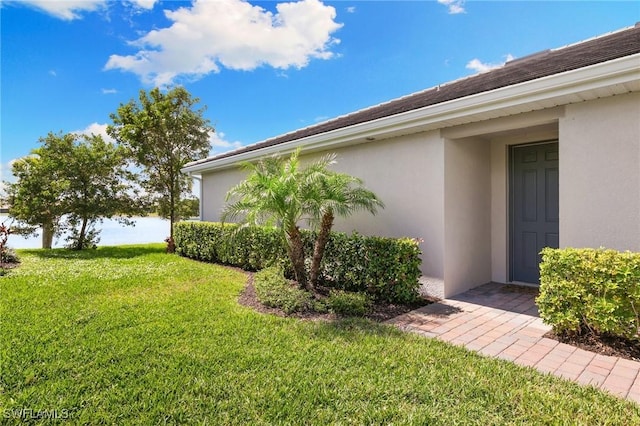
[0,215,173,249]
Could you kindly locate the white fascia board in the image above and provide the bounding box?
[183,54,640,174]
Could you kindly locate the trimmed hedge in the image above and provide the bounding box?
[174,221,287,271]
[536,247,640,340]
[174,221,422,302]
[315,231,422,303]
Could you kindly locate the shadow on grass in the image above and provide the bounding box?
[313,317,405,341]
[19,244,166,260]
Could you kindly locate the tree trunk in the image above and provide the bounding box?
[309,209,334,289]
[167,188,176,253]
[286,225,308,290]
[42,221,54,249]
[76,217,88,250]
[167,216,176,254]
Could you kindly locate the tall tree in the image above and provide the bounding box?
[222,149,383,290]
[107,87,213,249]
[4,138,67,248]
[3,132,146,249]
[54,133,147,250]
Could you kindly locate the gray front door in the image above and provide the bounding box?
[510,142,559,284]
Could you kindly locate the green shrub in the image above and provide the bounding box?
[253,266,313,314]
[174,221,422,303]
[536,248,640,340]
[174,221,286,271]
[328,290,372,317]
[310,232,422,303]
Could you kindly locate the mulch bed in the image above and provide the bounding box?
[237,273,434,323]
[0,261,19,272]
[239,274,639,362]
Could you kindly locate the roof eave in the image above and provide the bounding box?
[183,53,640,174]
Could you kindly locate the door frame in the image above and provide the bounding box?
[508,140,559,284]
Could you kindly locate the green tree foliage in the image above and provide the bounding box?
[4,143,66,248]
[107,87,213,247]
[55,133,147,250]
[4,132,147,250]
[177,197,199,219]
[222,149,383,290]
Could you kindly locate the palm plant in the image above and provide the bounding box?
[222,149,383,291]
[305,168,383,288]
[222,149,310,288]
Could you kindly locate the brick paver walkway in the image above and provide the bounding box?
[387,282,640,403]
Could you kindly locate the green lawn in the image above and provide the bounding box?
[1,245,637,424]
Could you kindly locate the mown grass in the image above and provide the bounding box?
[1,244,638,424]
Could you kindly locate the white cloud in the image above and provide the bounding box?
[438,0,465,15]
[130,0,157,10]
[73,122,116,144]
[466,54,515,73]
[15,0,107,20]
[209,131,244,155]
[1,158,22,189]
[101,88,118,94]
[48,70,57,77]
[9,0,155,20]
[104,0,343,86]
[346,6,356,13]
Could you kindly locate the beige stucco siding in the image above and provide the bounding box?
[317,131,446,283]
[200,167,247,222]
[559,92,640,251]
[197,91,639,297]
[199,131,447,282]
[442,138,492,296]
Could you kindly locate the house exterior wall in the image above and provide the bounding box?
[559,92,640,251]
[315,131,446,287]
[442,138,493,296]
[201,167,248,222]
[197,92,639,297]
[199,131,448,287]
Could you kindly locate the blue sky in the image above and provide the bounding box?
[2,0,638,187]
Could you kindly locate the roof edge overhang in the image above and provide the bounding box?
[183,53,640,174]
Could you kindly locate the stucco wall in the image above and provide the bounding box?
[559,92,640,251]
[200,167,248,222]
[197,92,639,297]
[200,132,447,283]
[321,131,446,283]
[443,138,491,297]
